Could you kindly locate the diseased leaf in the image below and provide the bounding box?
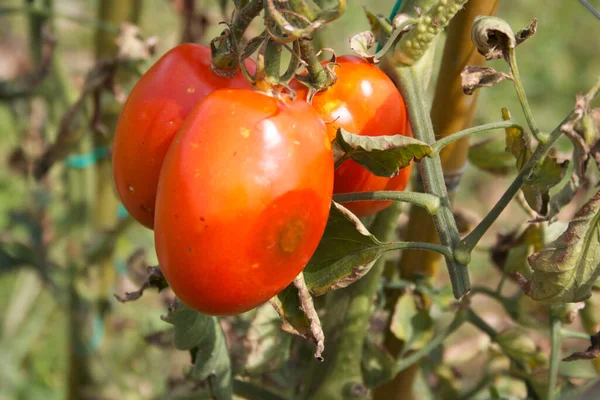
[468,137,517,175]
[303,202,391,296]
[362,338,394,388]
[334,128,431,177]
[269,274,324,360]
[494,327,548,369]
[471,16,516,60]
[503,108,569,215]
[244,305,292,373]
[162,301,232,400]
[522,156,569,216]
[114,265,168,303]
[389,293,433,351]
[526,191,600,304]
[461,66,512,95]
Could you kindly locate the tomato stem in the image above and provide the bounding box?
[385,241,452,258]
[431,120,522,155]
[297,38,335,97]
[395,62,471,299]
[211,0,262,76]
[333,191,441,215]
[456,77,600,263]
[507,48,550,144]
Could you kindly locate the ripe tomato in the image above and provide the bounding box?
[112,43,254,229]
[154,89,334,316]
[293,55,412,217]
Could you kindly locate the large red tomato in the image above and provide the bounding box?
[112,44,254,229]
[154,89,334,316]
[293,56,412,217]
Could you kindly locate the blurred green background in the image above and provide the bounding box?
[0,1,599,399]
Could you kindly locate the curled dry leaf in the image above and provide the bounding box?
[114,266,168,303]
[269,275,325,360]
[526,190,600,304]
[471,16,516,60]
[349,31,377,64]
[563,332,600,362]
[461,65,513,95]
[515,18,538,46]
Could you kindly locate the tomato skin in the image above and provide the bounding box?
[154,89,334,316]
[293,55,412,217]
[112,43,254,229]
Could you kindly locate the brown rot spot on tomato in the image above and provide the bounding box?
[278,219,306,254]
[188,247,192,252]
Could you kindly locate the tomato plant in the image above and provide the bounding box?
[293,55,412,217]
[112,43,254,229]
[153,89,334,315]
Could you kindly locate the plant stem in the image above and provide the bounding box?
[467,309,498,339]
[396,64,470,298]
[333,191,440,215]
[306,203,403,399]
[547,313,562,400]
[458,76,600,259]
[507,48,548,144]
[469,286,506,303]
[298,38,332,89]
[431,120,522,154]
[560,329,590,340]
[385,241,452,258]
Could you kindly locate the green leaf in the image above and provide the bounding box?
[334,128,431,177]
[364,9,393,44]
[494,327,548,369]
[361,338,394,388]
[527,191,600,304]
[0,240,37,273]
[303,202,390,296]
[389,293,433,351]
[162,301,232,400]
[468,137,517,175]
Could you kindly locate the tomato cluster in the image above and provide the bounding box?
[112,45,411,315]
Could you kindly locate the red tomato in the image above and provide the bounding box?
[112,43,254,229]
[154,89,334,316]
[293,56,412,217]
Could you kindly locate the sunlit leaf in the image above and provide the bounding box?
[162,301,232,400]
[303,202,391,296]
[389,293,433,351]
[526,191,600,304]
[334,128,431,177]
[494,327,548,369]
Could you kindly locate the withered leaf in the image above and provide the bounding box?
[564,332,600,362]
[349,31,377,64]
[114,266,168,303]
[515,19,538,46]
[269,274,324,360]
[461,66,513,95]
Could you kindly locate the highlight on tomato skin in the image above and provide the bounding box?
[112,43,255,230]
[292,55,413,217]
[153,89,334,316]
